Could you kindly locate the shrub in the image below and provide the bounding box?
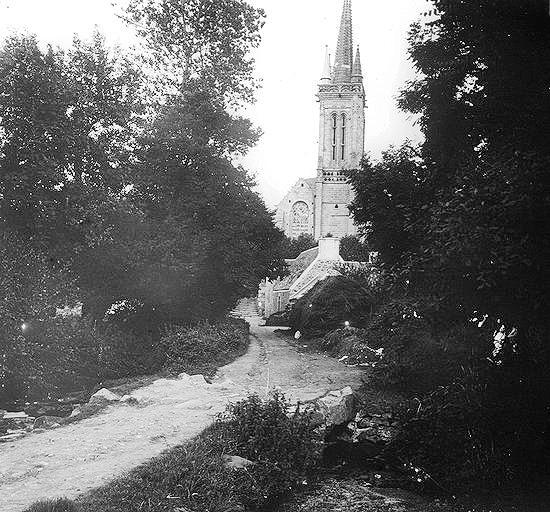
[335,297,486,395]
[265,310,290,327]
[289,269,383,337]
[281,233,317,259]
[209,392,321,509]
[339,235,372,262]
[3,315,250,409]
[384,320,550,492]
[2,317,160,405]
[160,318,249,376]
[319,328,381,365]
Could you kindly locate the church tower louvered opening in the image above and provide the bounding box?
[275,0,365,240]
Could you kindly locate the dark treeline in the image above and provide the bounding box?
[0,0,286,405]
[346,0,550,491]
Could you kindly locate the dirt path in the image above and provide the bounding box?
[0,313,363,512]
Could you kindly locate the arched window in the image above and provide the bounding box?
[341,114,346,160]
[331,113,337,161]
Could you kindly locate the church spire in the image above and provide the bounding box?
[319,45,332,84]
[352,46,363,82]
[332,0,354,83]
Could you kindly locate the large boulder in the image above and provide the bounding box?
[178,373,210,387]
[89,388,121,404]
[316,386,356,427]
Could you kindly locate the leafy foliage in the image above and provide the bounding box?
[339,235,372,262]
[0,33,142,257]
[392,353,550,491]
[289,268,382,337]
[349,147,425,267]
[1,309,249,407]
[0,227,77,403]
[347,0,550,490]
[125,0,265,107]
[161,318,249,376]
[0,0,283,406]
[2,313,161,406]
[212,392,321,510]
[280,233,317,259]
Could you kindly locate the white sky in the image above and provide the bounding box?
[0,0,427,207]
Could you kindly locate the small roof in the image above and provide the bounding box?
[274,247,318,291]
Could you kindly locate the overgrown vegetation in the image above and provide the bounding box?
[0,0,284,407]
[2,317,248,407]
[290,0,550,493]
[289,267,381,337]
[161,318,249,377]
[279,233,316,259]
[25,393,320,512]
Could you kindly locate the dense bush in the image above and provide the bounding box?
[289,268,382,337]
[339,235,372,262]
[2,316,250,408]
[25,393,320,512]
[3,317,161,405]
[303,289,483,395]
[366,299,487,394]
[293,271,549,489]
[160,318,249,376]
[390,349,550,491]
[345,0,550,492]
[280,233,317,259]
[209,392,321,509]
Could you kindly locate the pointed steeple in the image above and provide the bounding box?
[333,0,354,83]
[319,45,332,84]
[352,46,363,82]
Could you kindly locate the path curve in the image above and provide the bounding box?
[0,315,363,511]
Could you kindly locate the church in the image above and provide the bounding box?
[275,0,365,240]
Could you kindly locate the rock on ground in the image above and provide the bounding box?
[89,388,121,404]
[317,386,356,427]
[224,455,254,470]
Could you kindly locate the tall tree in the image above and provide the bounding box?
[351,0,550,329]
[124,0,264,107]
[0,36,69,244]
[119,0,284,321]
[0,33,143,257]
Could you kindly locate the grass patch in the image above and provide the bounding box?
[160,318,250,377]
[25,499,76,512]
[24,393,320,512]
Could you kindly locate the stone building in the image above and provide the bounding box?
[275,0,365,240]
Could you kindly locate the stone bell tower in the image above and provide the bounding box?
[314,0,365,239]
